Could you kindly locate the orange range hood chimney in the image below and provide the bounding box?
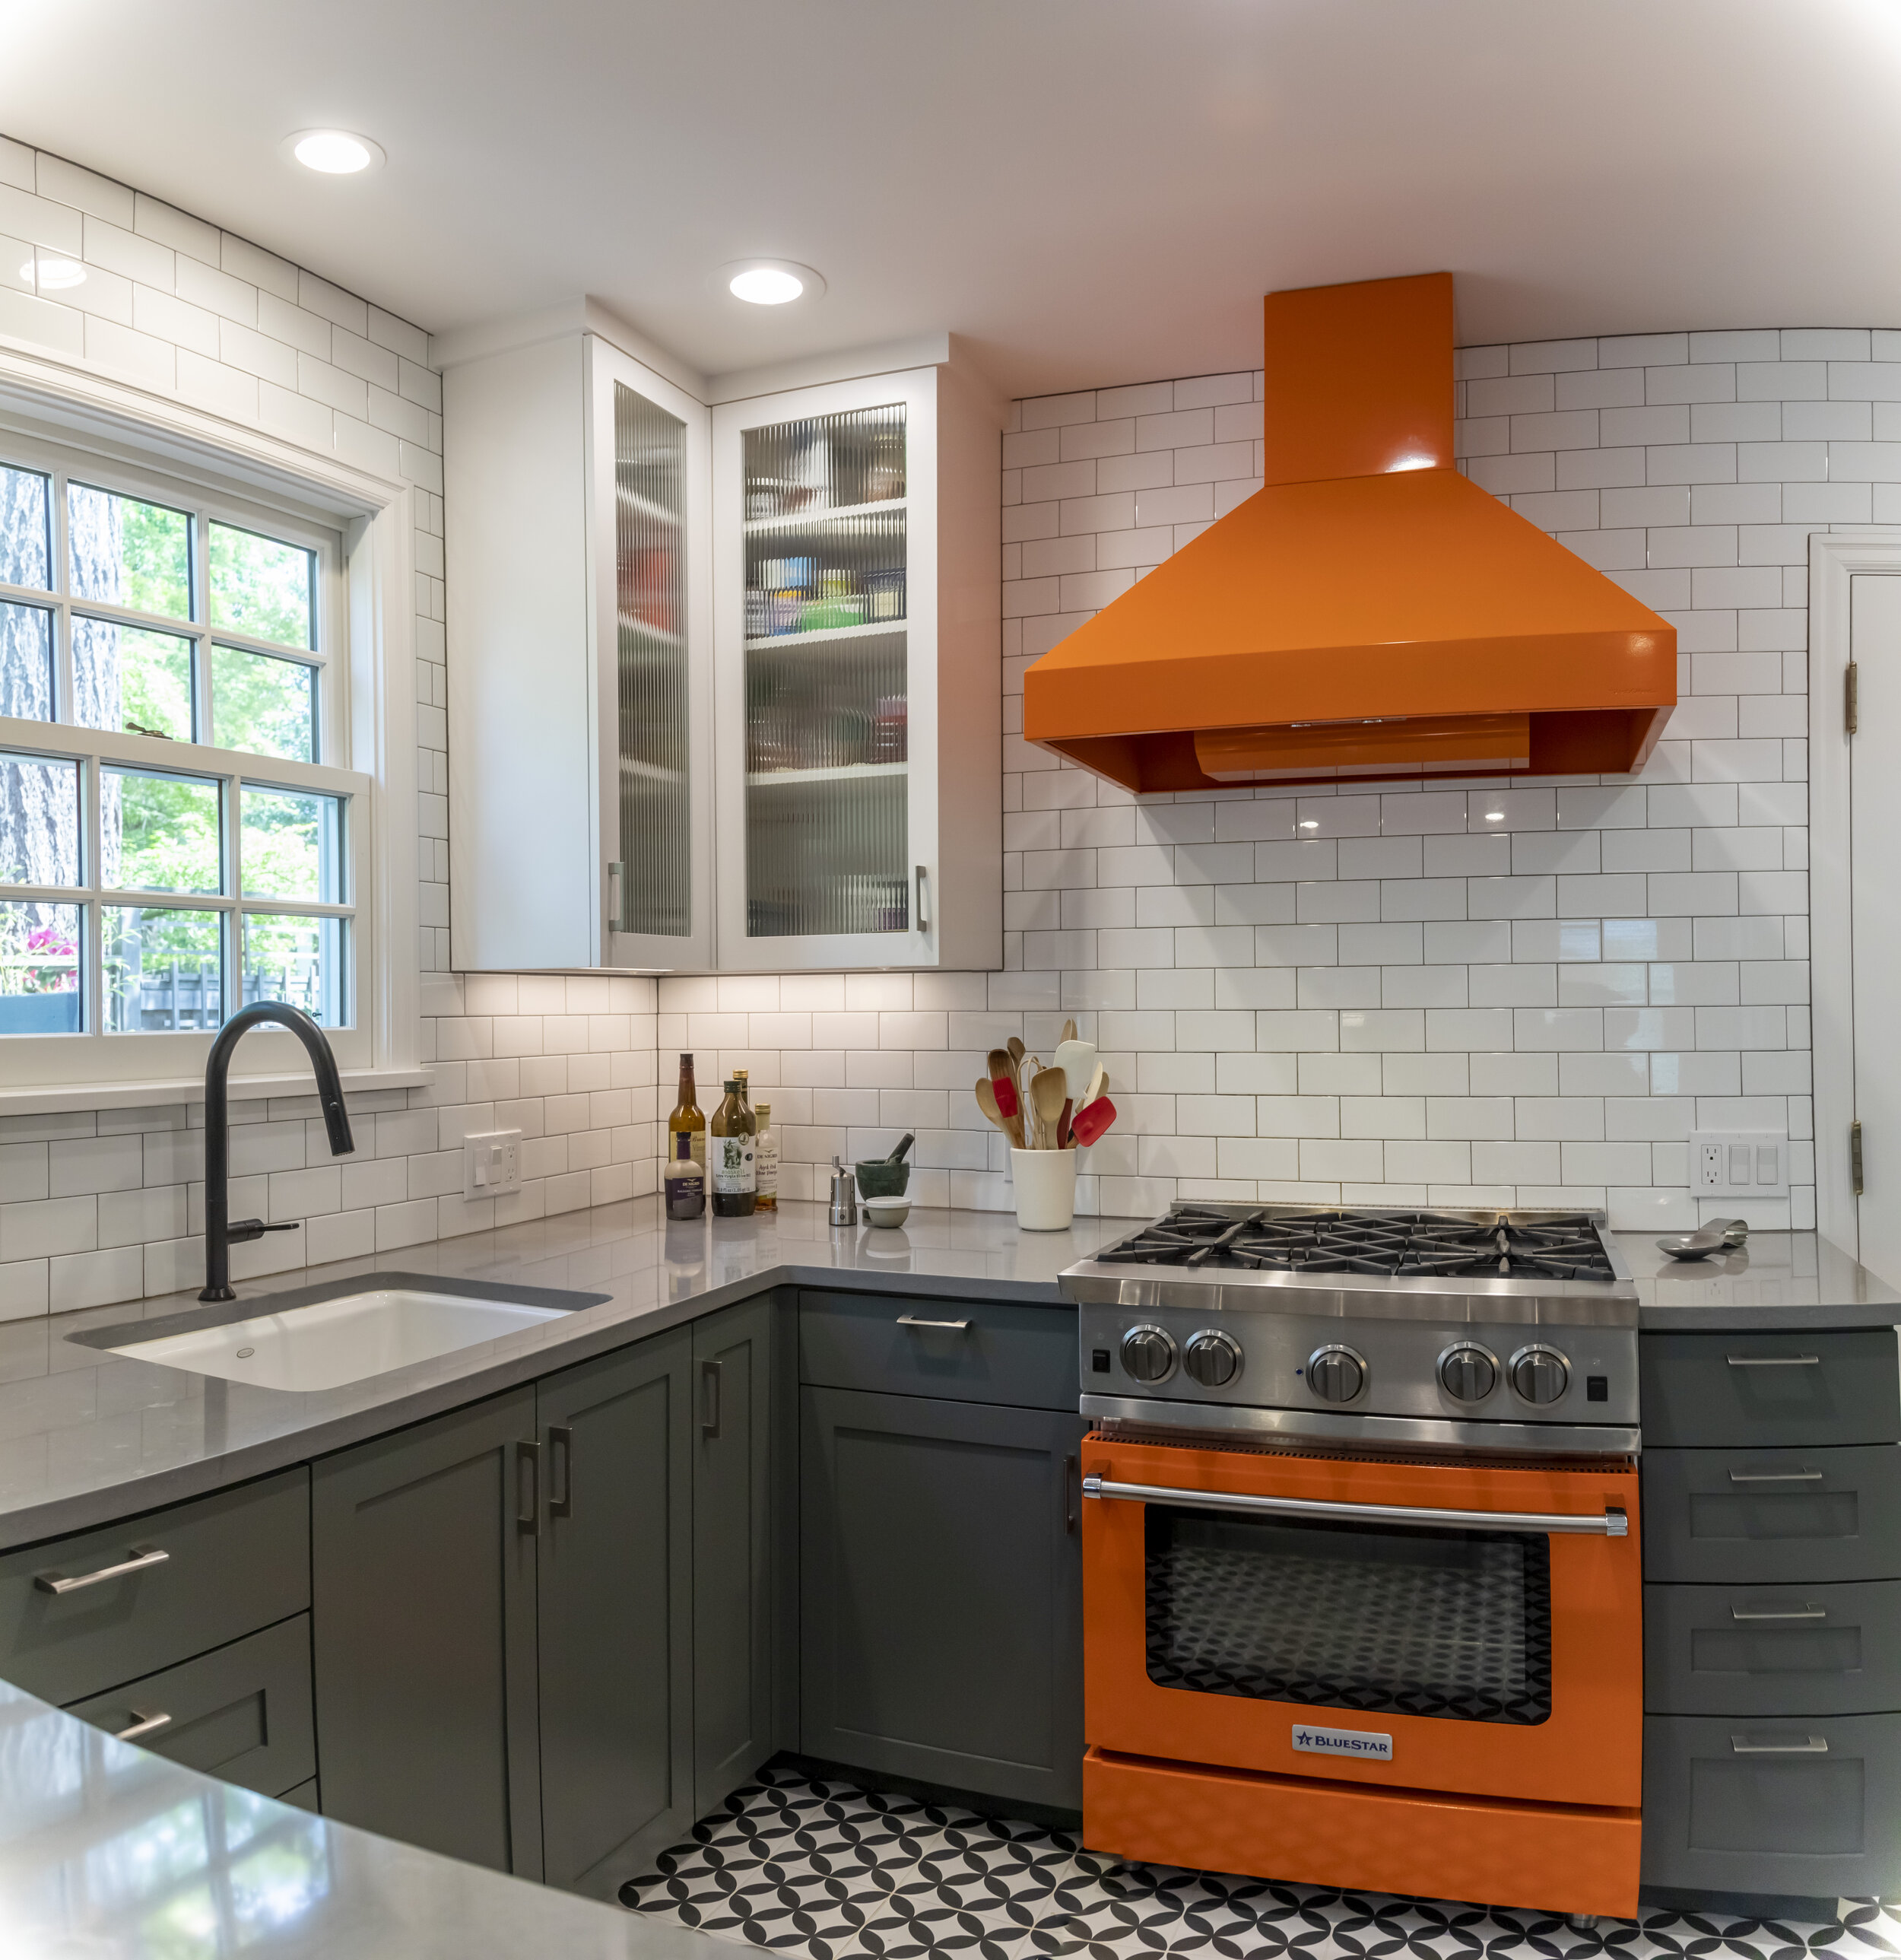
[1022,274,1675,793]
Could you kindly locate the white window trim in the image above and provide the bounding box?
[0,346,422,1113]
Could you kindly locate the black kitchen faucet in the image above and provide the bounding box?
[200,1001,355,1302]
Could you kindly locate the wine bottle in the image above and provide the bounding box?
[754,1102,778,1211]
[710,1079,757,1217]
[665,1053,706,1220]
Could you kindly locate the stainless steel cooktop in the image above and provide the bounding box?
[1062,1204,1639,1457]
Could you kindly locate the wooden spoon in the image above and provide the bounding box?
[1061,1016,1078,1044]
[975,1076,1016,1141]
[1007,1035,1026,1072]
[985,1050,1023,1142]
[1029,1067,1068,1152]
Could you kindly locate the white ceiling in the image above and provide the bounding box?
[2,0,1899,398]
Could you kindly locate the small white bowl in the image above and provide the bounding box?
[862,1196,912,1229]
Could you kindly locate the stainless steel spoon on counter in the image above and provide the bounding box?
[1655,1217,1750,1260]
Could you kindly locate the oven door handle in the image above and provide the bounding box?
[1079,1474,1628,1536]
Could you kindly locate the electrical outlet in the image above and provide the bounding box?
[464,1129,522,1201]
[1689,1130,1788,1201]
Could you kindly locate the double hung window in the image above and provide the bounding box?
[0,429,361,1047]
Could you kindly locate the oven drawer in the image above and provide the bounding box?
[1642,1711,1901,1898]
[1641,1446,1901,1585]
[1645,1580,1901,1716]
[798,1290,1076,1412]
[1639,1330,1900,1450]
[64,1615,315,1800]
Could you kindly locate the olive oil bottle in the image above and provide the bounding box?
[665,1053,706,1220]
[754,1103,778,1210]
[710,1078,757,1217]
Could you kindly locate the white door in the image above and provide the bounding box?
[1848,573,1901,1282]
[710,368,940,971]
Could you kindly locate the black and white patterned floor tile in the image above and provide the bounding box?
[623,1765,1901,1960]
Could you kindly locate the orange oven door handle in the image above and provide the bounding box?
[1081,1473,1629,1536]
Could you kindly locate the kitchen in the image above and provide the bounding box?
[0,2,1899,1954]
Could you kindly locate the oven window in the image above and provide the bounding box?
[1144,1505,1552,1725]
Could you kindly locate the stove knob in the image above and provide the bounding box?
[1306,1345,1366,1403]
[1438,1343,1499,1403]
[1182,1329,1242,1388]
[1120,1325,1178,1385]
[1509,1344,1570,1406]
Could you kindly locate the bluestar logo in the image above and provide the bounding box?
[1291,1724,1394,1761]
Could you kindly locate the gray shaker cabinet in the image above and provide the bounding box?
[799,1383,1086,1809]
[311,1387,543,1879]
[535,1327,694,1900]
[693,1296,775,1818]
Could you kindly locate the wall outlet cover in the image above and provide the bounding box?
[1689,1129,1789,1201]
[464,1129,523,1201]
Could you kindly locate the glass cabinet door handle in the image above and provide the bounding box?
[915,865,929,933]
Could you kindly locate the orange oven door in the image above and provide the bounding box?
[1081,1433,1642,1810]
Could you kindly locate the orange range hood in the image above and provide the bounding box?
[1022,273,1675,793]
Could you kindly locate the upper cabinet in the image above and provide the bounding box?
[712,365,1001,971]
[446,332,715,971]
[445,313,998,974]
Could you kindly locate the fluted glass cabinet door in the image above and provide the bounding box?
[713,370,941,970]
[587,338,713,970]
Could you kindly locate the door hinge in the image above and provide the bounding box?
[1847,662,1859,735]
[1852,1120,1865,1197]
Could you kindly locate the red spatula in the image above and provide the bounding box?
[1070,1094,1116,1147]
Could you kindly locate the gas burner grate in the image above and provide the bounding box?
[1096,1206,1616,1282]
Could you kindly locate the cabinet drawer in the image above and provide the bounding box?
[66,1615,316,1800]
[1646,1580,1901,1715]
[1640,1330,1899,1449]
[0,1468,309,1706]
[1642,1711,1901,1898]
[1641,1446,1901,1585]
[799,1291,1077,1412]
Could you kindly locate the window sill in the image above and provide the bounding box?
[0,1064,430,1117]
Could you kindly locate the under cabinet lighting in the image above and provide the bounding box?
[25,257,84,290]
[287,129,385,174]
[1484,810,1506,822]
[1299,819,1319,831]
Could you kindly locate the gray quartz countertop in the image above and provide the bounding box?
[0,1672,720,1960]
[2,1199,1897,1552]
[0,1198,1137,1549]
[1615,1228,1901,1330]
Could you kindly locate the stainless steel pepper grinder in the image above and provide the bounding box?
[829,1155,857,1227]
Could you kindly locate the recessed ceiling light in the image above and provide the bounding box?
[285,129,386,175]
[715,259,826,306]
[24,257,84,290]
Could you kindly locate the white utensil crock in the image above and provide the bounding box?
[1011,1148,1077,1231]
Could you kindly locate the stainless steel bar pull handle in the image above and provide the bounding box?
[114,1709,173,1742]
[1081,1474,1628,1537]
[1727,1354,1820,1368]
[516,1440,540,1536]
[1728,1468,1823,1483]
[897,1313,971,1332]
[1731,1734,1829,1754]
[547,1425,573,1519]
[34,1546,169,1595]
[1732,1603,1826,1622]
[701,1359,722,1438]
[914,866,929,933]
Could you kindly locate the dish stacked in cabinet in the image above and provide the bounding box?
[1639,1328,1901,1909]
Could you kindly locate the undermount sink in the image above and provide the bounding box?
[96,1284,584,1393]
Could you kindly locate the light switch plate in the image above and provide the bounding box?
[464,1129,523,1201]
[1689,1129,1789,1200]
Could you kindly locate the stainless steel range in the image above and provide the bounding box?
[1061,1202,1639,1456]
